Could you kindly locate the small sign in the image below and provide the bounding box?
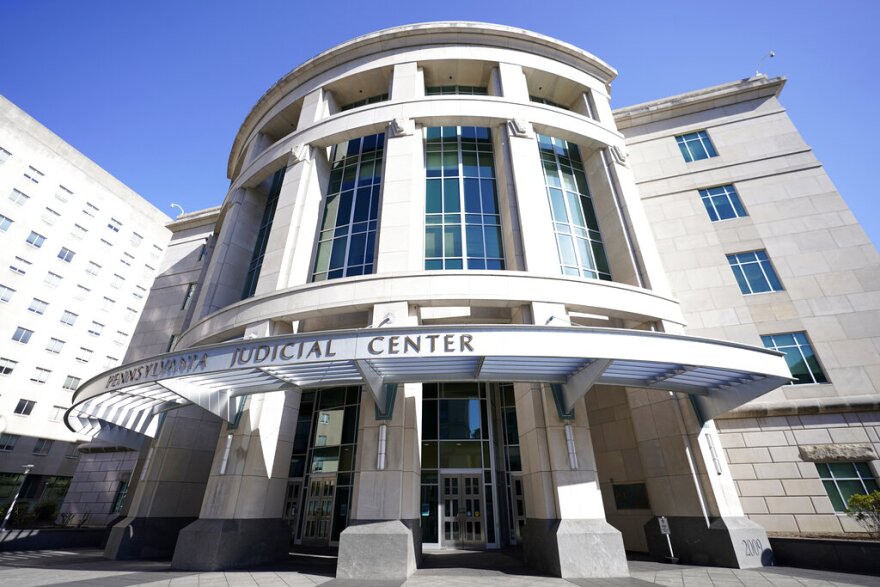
[658,516,670,535]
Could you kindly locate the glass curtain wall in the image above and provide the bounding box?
[537,134,611,281]
[312,133,385,281]
[286,386,361,545]
[425,127,504,270]
[420,382,497,547]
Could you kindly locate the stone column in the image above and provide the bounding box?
[627,387,772,567]
[517,382,628,578]
[171,322,301,570]
[375,118,423,272]
[104,406,222,560]
[336,303,422,582]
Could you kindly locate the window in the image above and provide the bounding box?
[104,356,119,368]
[700,185,747,221]
[14,399,36,416]
[530,95,569,110]
[44,271,62,287]
[143,263,155,278]
[133,285,146,299]
[84,202,99,216]
[60,310,78,326]
[120,257,132,267]
[424,126,504,270]
[0,284,13,302]
[108,218,122,232]
[538,133,611,280]
[88,321,104,336]
[58,247,76,262]
[33,439,53,455]
[56,185,73,202]
[46,338,65,354]
[0,357,17,375]
[151,244,163,257]
[115,331,129,346]
[76,348,92,363]
[761,332,828,384]
[9,189,30,205]
[101,297,115,311]
[727,250,783,294]
[24,166,44,183]
[817,462,879,512]
[130,232,143,247]
[340,93,389,111]
[9,256,31,275]
[28,298,48,314]
[166,334,177,352]
[65,444,80,459]
[0,146,10,164]
[42,207,61,225]
[71,224,87,239]
[86,261,101,276]
[676,130,718,162]
[63,375,81,390]
[12,327,33,344]
[111,480,129,513]
[426,85,488,95]
[0,434,18,451]
[197,241,208,261]
[74,285,90,300]
[31,367,51,383]
[0,213,12,232]
[100,238,113,247]
[242,169,285,297]
[26,231,46,248]
[181,283,196,310]
[125,307,137,322]
[50,406,65,422]
[111,273,124,289]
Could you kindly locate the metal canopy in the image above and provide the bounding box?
[66,325,792,443]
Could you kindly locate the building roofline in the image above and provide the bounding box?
[0,94,172,226]
[612,75,786,129]
[228,21,617,178]
[166,205,222,231]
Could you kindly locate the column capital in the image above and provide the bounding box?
[507,118,534,139]
[288,143,310,165]
[389,117,415,137]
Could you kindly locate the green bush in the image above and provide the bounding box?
[847,491,880,537]
[33,500,59,522]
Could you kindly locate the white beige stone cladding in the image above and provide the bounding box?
[616,75,880,537]
[60,449,139,526]
[716,412,880,534]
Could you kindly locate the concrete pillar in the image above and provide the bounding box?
[336,304,422,582]
[190,187,267,319]
[517,382,628,578]
[627,388,772,567]
[171,322,301,570]
[390,62,422,100]
[497,63,530,101]
[104,406,222,560]
[503,119,558,275]
[375,119,424,273]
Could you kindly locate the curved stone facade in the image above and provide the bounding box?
[61,21,880,579]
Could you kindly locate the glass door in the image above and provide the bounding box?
[302,476,335,545]
[441,473,485,548]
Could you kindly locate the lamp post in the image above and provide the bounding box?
[0,464,34,532]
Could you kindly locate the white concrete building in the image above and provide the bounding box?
[60,23,878,579]
[0,95,171,515]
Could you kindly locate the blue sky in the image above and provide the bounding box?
[3,1,878,246]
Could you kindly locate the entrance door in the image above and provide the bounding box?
[302,476,335,544]
[441,474,485,548]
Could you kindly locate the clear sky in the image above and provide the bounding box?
[3,0,878,246]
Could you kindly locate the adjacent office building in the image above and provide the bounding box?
[0,96,171,515]
[61,22,879,579]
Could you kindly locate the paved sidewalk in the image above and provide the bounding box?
[0,548,877,586]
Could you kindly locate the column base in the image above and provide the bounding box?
[104,516,196,560]
[644,516,774,568]
[336,520,419,581]
[170,518,290,571]
[522,518,628,578]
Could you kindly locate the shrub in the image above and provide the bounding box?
[846,491,880,538]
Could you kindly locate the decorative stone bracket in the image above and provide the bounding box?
[507,118,534,139]
[389,117,414,137]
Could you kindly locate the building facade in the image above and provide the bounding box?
[62,23,878,580]
[0,96,171,515]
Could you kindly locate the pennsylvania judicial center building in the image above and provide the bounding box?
[60,22,880,580]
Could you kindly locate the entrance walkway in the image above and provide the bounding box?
[0,548,876,586]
